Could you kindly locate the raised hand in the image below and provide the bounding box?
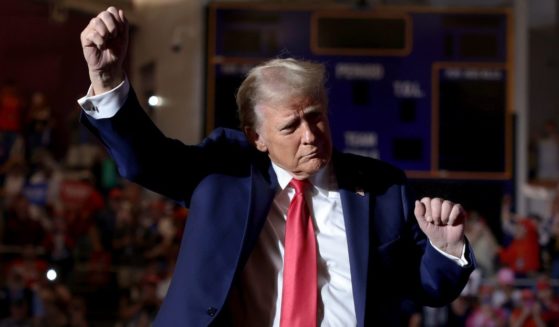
[80,7,129,94]
[414,197,466,258]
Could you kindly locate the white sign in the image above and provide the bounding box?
[393,80,424,98]
[336,63,385,80]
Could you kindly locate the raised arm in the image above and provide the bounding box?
[78,8,254,206]
[80,6,128,95]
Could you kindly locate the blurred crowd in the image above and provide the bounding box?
[2,80,559,326]
[0,81,186,326]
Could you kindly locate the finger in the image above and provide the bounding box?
[108,7,126,35]
[118,9,129,38]
[89,17,110,40]
[107,7,122,24]
[119,9,127,27]
[80,28,91,47]
[420,197,432,223]
[97,7,125,36]
[414,201,430,230]
[414,200,426,219]
[440,200,453,225]
[448,204,466,226]
[98,11,119,38]
[430,197,442,225]
[83,30,106,49]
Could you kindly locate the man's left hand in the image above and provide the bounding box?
[414,197,466,258]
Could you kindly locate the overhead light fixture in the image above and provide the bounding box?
[148,95,162,107]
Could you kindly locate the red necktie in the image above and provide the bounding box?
[280,178,317,327]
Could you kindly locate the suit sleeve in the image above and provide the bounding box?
[80,87,250,207]
[400,184,476,307]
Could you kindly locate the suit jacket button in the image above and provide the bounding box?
[207,307,217,317]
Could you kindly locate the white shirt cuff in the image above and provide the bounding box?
[77,77,130,119]
[430,241,469,267]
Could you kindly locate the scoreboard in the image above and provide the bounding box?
[206,3,513,180]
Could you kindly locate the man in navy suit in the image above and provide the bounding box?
[78,7,475,326]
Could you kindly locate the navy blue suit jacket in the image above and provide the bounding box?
[82,90,475,326]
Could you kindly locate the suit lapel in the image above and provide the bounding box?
[241,151,371,326]
[334,153,370,327]
[239,153,278,267]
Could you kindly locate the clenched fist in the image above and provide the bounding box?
[414,197,466,258]
[80,7,129,94]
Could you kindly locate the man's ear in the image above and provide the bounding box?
[244,126,267,153]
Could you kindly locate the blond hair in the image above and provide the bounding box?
[236,58,327,130]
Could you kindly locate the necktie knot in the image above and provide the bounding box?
[289,178,310,195]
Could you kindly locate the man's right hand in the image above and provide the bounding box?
[80,7,128,95]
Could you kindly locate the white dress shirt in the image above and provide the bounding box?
[77,78,469,326]
[228,163,356,326]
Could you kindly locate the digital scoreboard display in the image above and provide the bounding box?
[206,3,512,180]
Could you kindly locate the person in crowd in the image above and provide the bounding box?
[500,195,541,276]
[491,267,520,319]
[6,245,48,290]
[24,92,54,164]
[117,276,160,327]
[465,284,507,327]
[2,160,26,205]
[76,7,475,326]
[0,298,32,327]
[67,297,88,327]
[509,289,546,327]
[0,268,41,321]
[465,210,499,276]
[546,192,559,291]
[0,81,25,189]
[42,215,75,281]
[534,276,559,326]
[35,282,72,327]
[536,119,559,181]
[499,215,541,276]
[93,187,122,251]
[3,194,45,248]
[0,81,24,136]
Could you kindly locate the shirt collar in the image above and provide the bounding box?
[270,161,336,198]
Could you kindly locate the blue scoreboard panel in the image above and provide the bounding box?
[206,3,513,180]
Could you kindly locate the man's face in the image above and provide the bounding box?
[249,96,332,179]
